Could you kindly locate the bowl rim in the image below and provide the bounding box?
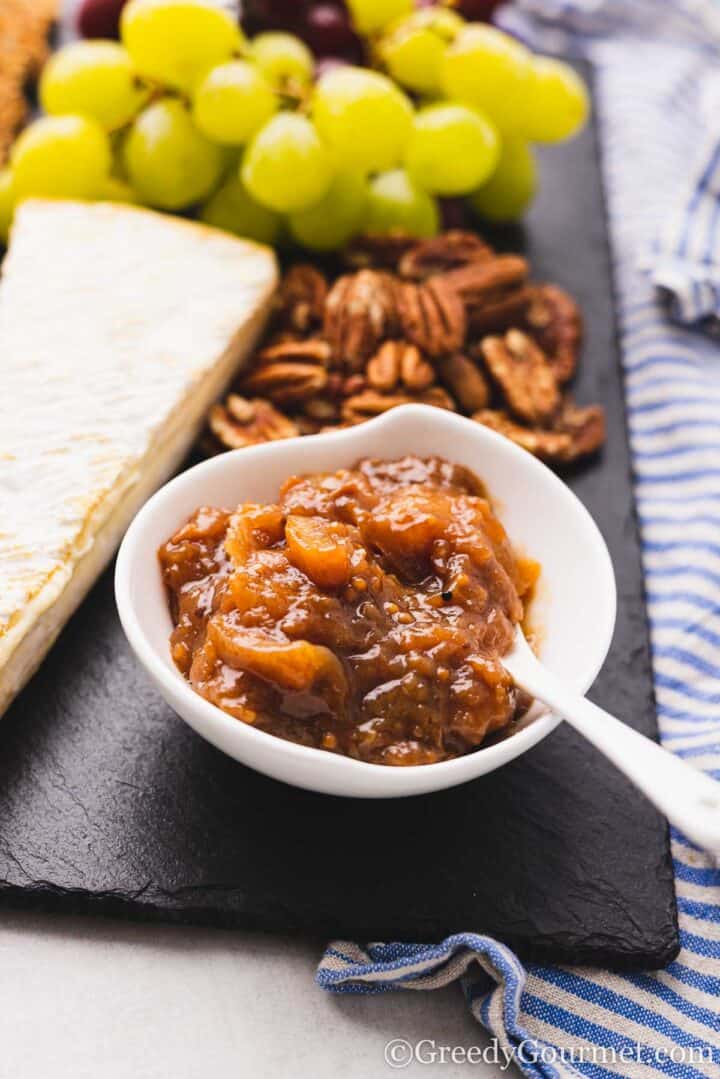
[115,405,617,791]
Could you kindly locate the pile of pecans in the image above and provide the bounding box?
[205,230,606,468]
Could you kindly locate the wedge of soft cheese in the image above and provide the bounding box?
[0,199,278,717]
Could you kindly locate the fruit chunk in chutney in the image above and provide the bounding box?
[158,456,539,765]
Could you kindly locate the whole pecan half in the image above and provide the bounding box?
[324,269,399,371]
[469,285,535,337]
[440,255,530,335]
[523,284,583,383]
[398,230,494,280]
[208,395,299,451]
[366,340,435,393]
[473,401,605,466]
[342,386,454,424]
[481,329,560,425]
[396,278,466,357]
[276,264,328,334]
[239,337,330,405]
[400,342,436,391]
[254,337,331,368]
[438,352,490,413]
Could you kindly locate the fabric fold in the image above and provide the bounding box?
[317,4,720,1076]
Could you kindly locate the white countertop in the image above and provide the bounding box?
[0,908,514,1077]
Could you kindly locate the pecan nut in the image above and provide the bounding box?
[468,285,534,336]
[276,264,328,334]
[396,278,466,357]
[239,336,330,406]
[398,230,494,280]
[324,269,399,371]
[438,352,490,413]
[366,339,401,391]
[523,284,582,383]
[440,255,530,335]
[473,401,605,466]
[342,386,454,424]
[302,396,339,422]
[254,337,331,369]
[366,340,435,393]
[343,233,418,272]
[400,342,435,391]
[208,396,299,451]
[481,329,560,425]
[240,363,327,405]
[441,254,528,304]
[553,398,606,460]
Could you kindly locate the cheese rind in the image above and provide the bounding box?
[0,199,278,715]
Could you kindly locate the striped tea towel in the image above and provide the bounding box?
[511,0,720,326]
[318,4,720,1075]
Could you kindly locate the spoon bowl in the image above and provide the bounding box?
[115,404,617,797]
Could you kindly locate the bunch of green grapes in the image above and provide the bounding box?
[375,7,589,224]
[0,0,589,250]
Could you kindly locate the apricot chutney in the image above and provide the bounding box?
[158,456,539,766]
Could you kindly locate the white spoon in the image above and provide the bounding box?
[505,628,720,858]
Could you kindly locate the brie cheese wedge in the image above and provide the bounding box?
[0,199,278,716]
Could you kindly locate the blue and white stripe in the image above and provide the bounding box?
[318,4,720,1073]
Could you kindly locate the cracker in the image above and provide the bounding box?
[0,0,59,163]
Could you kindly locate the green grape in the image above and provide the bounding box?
[200,173,281,244]
[242,112,333,213]
[521,58,589,142]
[97,176,141,204]
[0,169,16,244]
[193,60,277,145]
[364,169,438,238]
[380,8,463,96]
[346,0,413,35]
[121,0,244,92]
[312,66,413,173]
[468,136,536,222]
[11,115,111,200]
[441,24,533,133]
[249,32,313,89]
[405,103,499,196]
[39,41,149,132]
[124,98,224,209]
[289,171,367,251]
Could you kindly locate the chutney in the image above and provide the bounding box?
[158,456,538,765]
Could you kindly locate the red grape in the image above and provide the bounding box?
[241,0,306,35]
[77,0,127,38]
[304,4,357,55]
[454,0,503,20]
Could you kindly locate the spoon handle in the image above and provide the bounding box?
[510,646,720,857]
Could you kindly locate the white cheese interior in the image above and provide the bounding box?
[0,199,278,715]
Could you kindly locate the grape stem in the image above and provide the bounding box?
[276,79,311,113]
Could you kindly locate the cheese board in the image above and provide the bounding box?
[0,89,680,970]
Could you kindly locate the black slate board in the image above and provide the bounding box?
[0,77,679,970]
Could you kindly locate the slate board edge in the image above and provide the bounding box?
[584,61,680,965]
[0,878,680,972]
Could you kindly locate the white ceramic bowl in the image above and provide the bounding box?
[115,405,616,798]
